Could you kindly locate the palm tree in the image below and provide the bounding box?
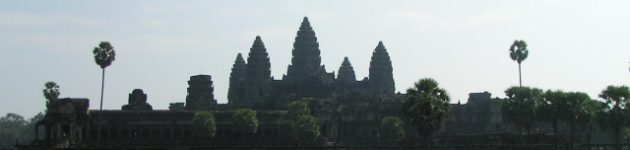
[564,92,595,149]
[42,81,60,107]
[92,41,115,147]
[509,40,529,87]
[402,78,451,144]
[598,85,630,150]
[502,86,541,138]
[585,100,605,145]
[536,89,566,145]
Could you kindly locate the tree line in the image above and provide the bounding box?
[501,85,630,150]
[191,100,321,145]
[0,113,43,148]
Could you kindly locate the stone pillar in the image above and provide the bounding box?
[49,127,54,140]
[128,127,132,142]
[57,124,62,139]
[69,124,74,139]
[34,125,39,141]
[107,127,111,139]
[180,127,184,138]
[148,127,152,139]
[85,125,90,140]
[118,127,122,140]
[169,128,174,139]
[160,128,164,139]
[78,127,83,140]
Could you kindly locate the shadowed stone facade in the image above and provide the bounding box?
[27,17,404,148]
[185,75,217,110]
[23,17,613,149]
[121,89,152,111]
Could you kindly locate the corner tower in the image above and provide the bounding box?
[368,41,395,94]
[185,75,217,110]
[244,36,272,103]
[228,53,247,104]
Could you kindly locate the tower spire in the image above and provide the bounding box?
[244,36,271,103]
[369,41,395,94]
[337,57,356,82]
[301,16,310,29]
[287,16,321,81]
[228,53,247,104]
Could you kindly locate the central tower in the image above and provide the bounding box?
[286,17,322,81]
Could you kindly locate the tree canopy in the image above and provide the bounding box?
[232,108,259,135]
[402,78,451,139]
[192,111,217,138]
[379,116,406,144]
[598,85,630,149]
[42,81,59,102]
[280,100,320,145]
[509,40,528,64]
[92,41,116,69]
[537,90,565,135]
[502,86,542,133]
[0,113,43,148]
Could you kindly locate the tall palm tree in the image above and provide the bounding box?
[92,41,115,147]
[509,40,529,87]
[402,78,451,144]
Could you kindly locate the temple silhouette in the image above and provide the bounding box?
[222,17,395,109]
[24,17,611,148]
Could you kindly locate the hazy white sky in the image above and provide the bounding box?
[1,0,629,118]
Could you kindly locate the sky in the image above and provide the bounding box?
[1,0,629,118]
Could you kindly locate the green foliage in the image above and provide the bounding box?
[509,40,528,64]
[597,85,630,147]
[92,41,116,69]
[564,92,596,126]
[537,90,565,120]
[508,40,529,86]
[286,100,310,120]
[379,116,406,144]
[402,78,451,138]
[42,82,59,102]
[536,90,565,134]
[279,100,320,145]
[293,115,319,143]
[192,111,217,138]
[0,113,26,148]
[502,86,542,132]
[600,85,630,109]
[537,90,599,144]
[0,113,43,148]
[232,108,259,135]
[21,113,44,143]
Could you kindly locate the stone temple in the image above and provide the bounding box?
[23,17,611,148]
[226,17,396,108]
[26,17,408,148]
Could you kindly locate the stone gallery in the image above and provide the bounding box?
[25,17,606,148]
